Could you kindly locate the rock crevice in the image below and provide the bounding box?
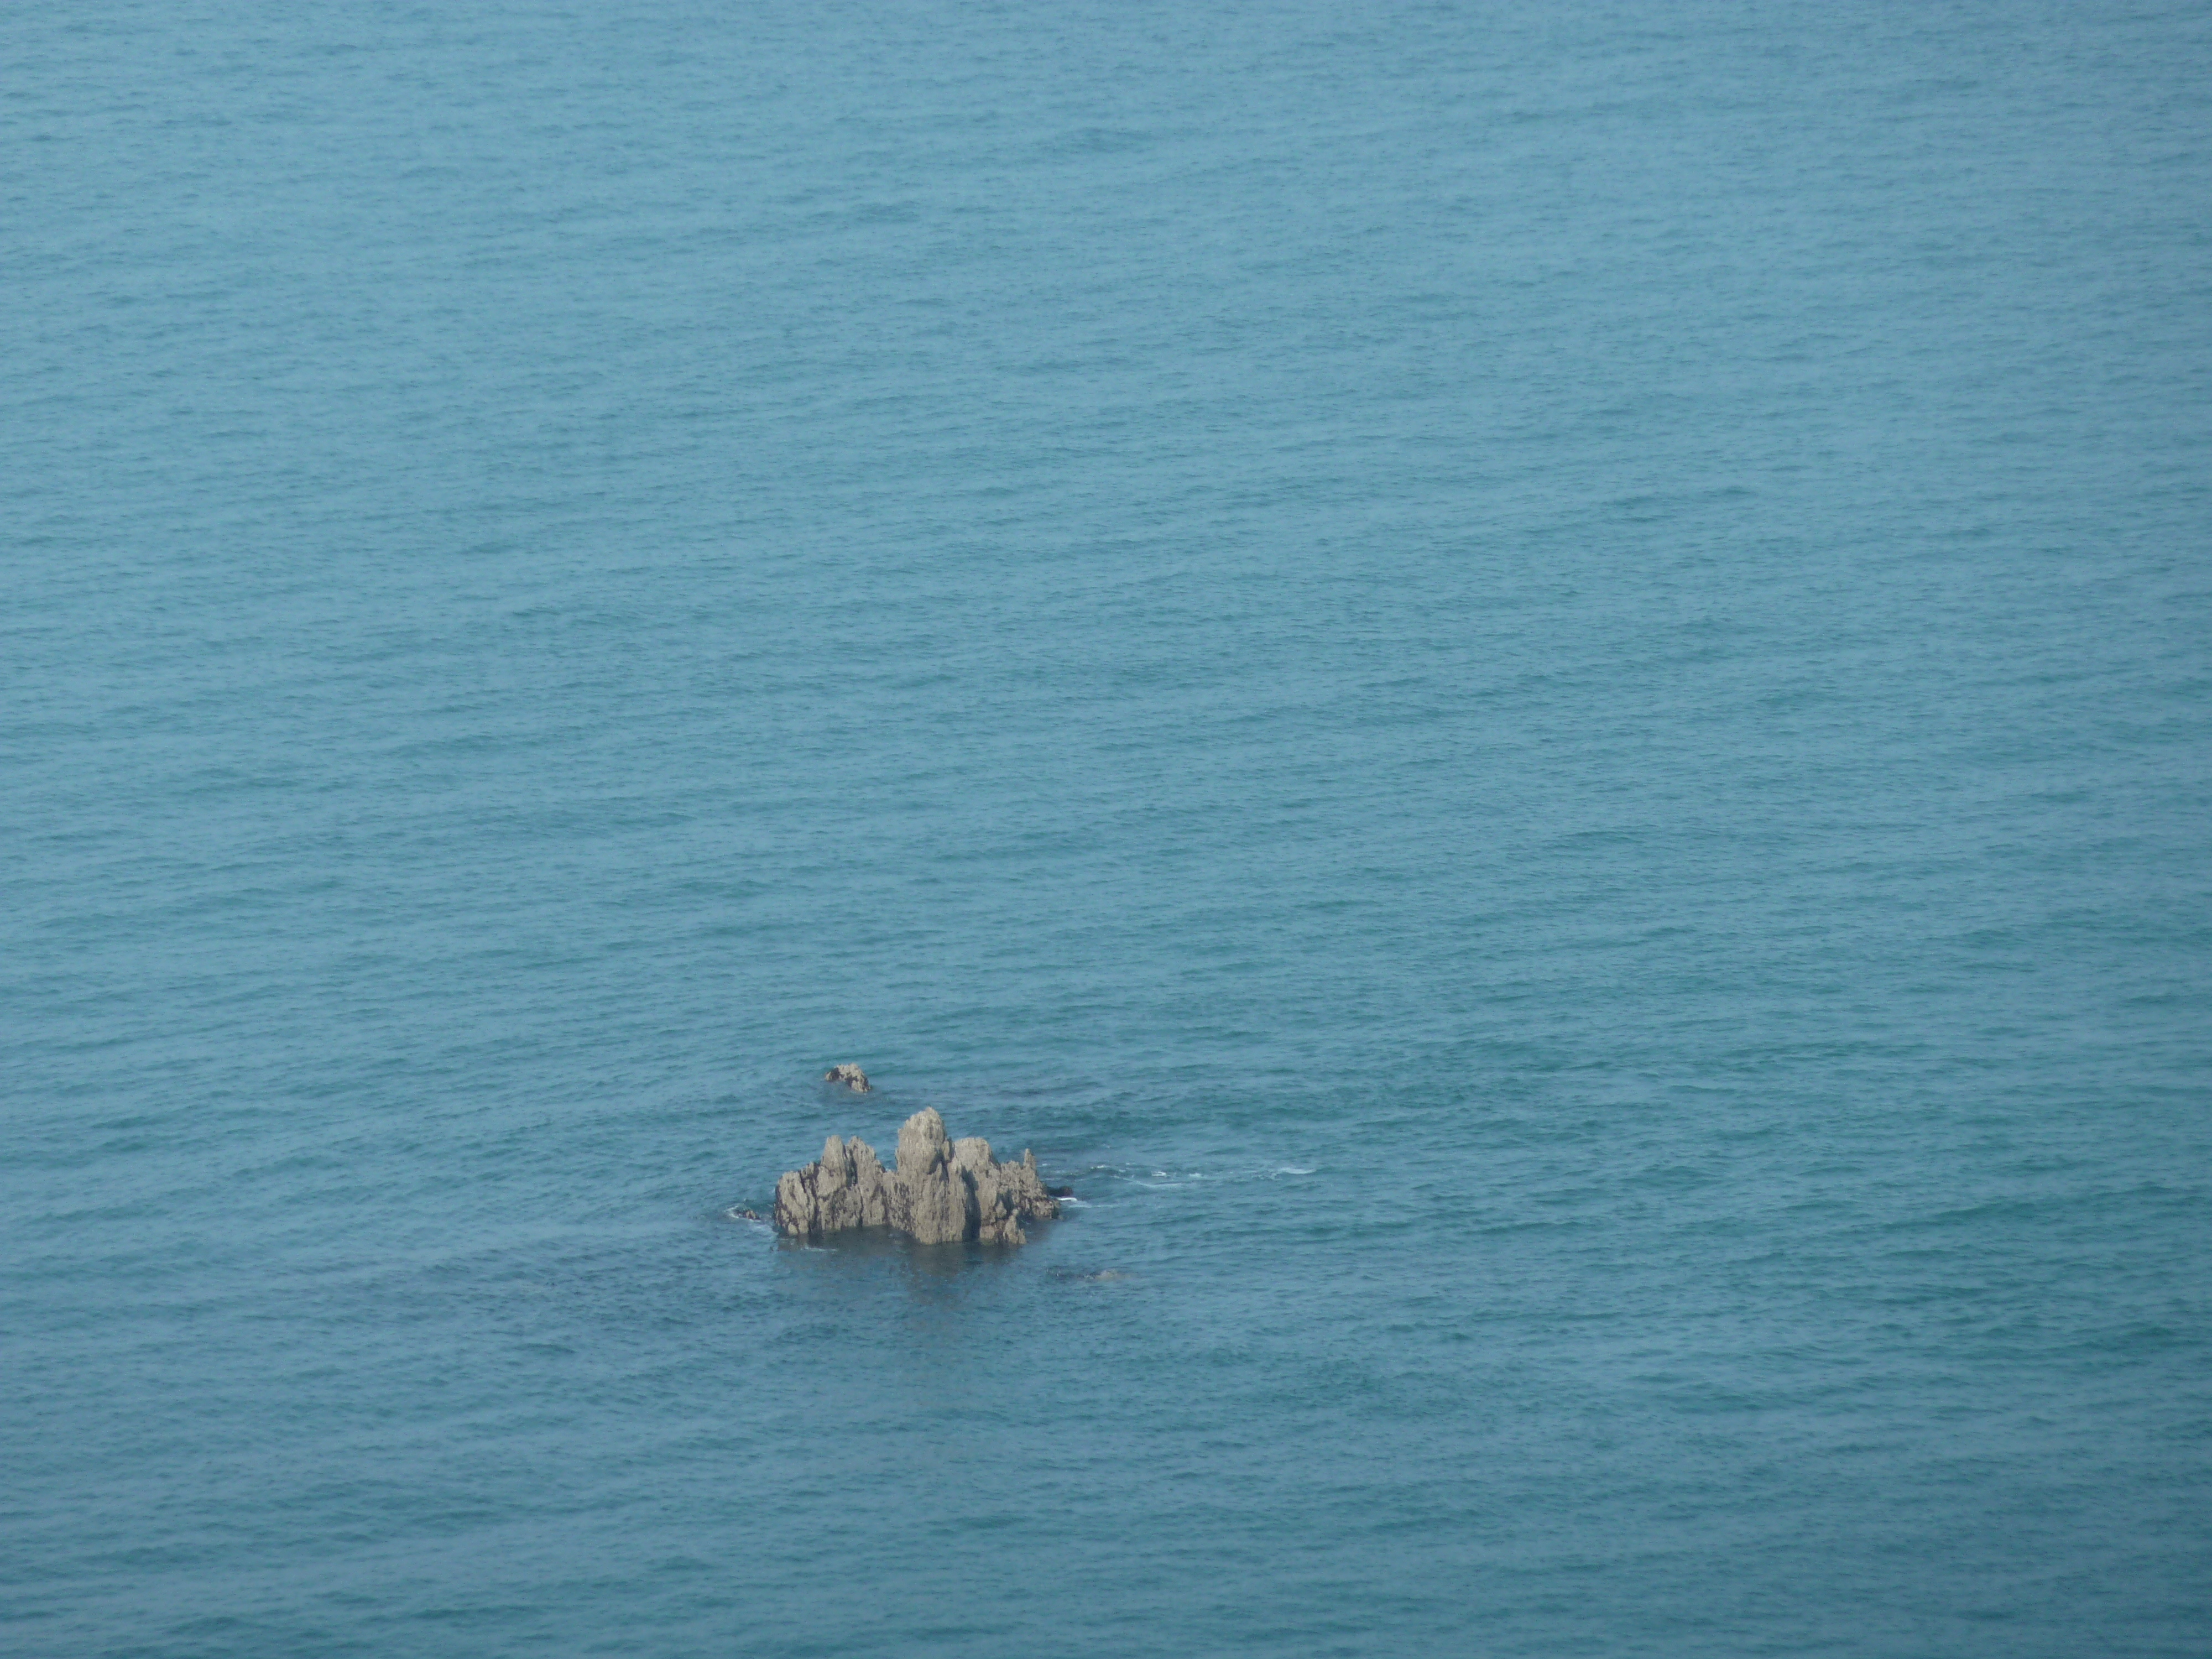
[774,1108,1060,1245]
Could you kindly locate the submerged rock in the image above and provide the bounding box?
[774,1107,1061,1245]
[823,1063,872,1092]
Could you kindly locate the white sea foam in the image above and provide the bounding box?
[1118,1164,1316,1186]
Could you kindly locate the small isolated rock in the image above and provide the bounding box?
[823,1063,871,1092]
[774,1107,1061,1246]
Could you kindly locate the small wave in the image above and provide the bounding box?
[1123,1165,1315,1186]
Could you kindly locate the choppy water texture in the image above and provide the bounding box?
[6,3,2210,1654]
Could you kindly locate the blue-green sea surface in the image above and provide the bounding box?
[5,2,2209,1654]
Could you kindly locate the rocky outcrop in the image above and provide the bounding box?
[774,1107,1061,1245]
[823,1063,871,1092]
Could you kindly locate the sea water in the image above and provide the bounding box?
[4,2,2209,1653]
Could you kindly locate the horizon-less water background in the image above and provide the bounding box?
[6,2,2210,1653]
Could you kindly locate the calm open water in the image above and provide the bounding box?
[5,2,2210,1653]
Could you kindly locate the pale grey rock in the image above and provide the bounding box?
[773,1107,1061,1245]
[895,1108,969,1244]
[775,1132,894,1237]
[823,1063,872,1092]
[898,1107,951,1179]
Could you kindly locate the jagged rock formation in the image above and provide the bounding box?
[774,1107,1061,1245]
[823,1063,871,1092]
